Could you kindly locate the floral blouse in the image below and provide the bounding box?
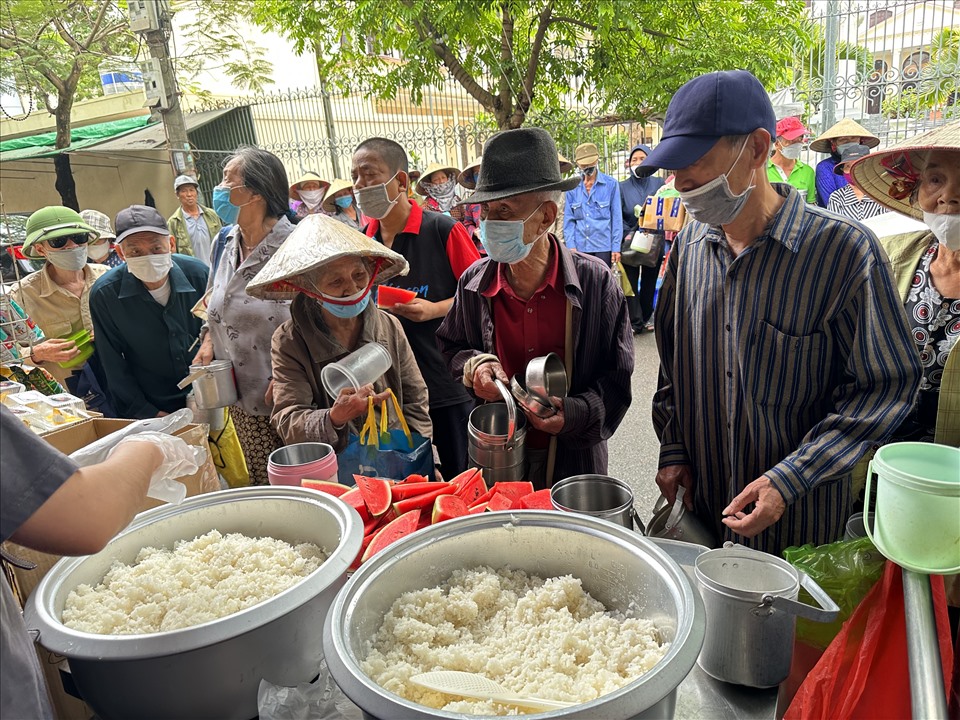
[902,240,960,439]
[205,217,294,416]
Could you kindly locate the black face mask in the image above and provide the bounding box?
[631,166,645,179]
[582,166,597,177]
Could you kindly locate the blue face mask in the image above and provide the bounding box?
[213,185,251,225]
[478,203,544,264]
[321,293,369,318]
[334,195,353,209]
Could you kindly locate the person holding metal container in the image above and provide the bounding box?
[640,70,920,555]
[245,213,434,458]
[0,404,198,719]
[193,147,297,485]
[437,127,634,490]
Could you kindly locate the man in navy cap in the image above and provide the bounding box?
[641,70,920,555]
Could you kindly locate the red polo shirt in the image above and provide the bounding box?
[364,200,478,278]
[481,238,567,449]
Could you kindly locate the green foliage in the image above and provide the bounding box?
[793,19,872,112]
[882,87,924,120]
[252,0,807,129]
[915,27,959,109]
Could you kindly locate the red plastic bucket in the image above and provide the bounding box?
[267,443,338,487]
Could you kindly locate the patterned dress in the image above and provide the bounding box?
[900,241,960,441]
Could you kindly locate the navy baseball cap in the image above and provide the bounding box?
[637,70,777,177]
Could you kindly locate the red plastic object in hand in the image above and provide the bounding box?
[376,285,417,308]
[784,562,953,720]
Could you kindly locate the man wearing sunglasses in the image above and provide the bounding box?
[89,205,208,419]
[12,206,111,386]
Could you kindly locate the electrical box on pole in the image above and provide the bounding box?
[127,0,163,33]
[139,59,169,109]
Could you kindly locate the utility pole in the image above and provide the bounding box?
[822,0,840,133]
[130,0,196,179]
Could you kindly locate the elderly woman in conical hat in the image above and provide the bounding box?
[247,213,436,457]
[810,118,880,208]
[849,120,959,446]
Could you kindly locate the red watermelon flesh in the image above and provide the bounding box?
[519,489,554,510]
[452,470,487,505]
[416,512,432,530]
[351,534,375,571]
[402,474,430,484]
[355,475,392,516]
[340,488,371,523]
[391,482,443,501]
[361,509,421,563]
[392,483,456,514]
[432,495,469,524]
[469,488,495,508]
[376,285,418,309]
[492,481,534,502]
[300,479,351,497]
[486,492,514,512]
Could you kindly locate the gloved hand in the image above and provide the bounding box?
[112,431,203,505]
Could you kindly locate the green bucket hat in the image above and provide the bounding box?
[24,206,96,259]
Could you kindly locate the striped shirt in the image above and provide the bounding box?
[653,184,920,555]
[826,185,886,221]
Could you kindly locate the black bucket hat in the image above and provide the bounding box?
[461,128,580,204]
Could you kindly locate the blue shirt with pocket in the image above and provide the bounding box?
[562,171,624,255]
[89,255,208,419]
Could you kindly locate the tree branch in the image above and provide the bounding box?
[81,0,111,49]
[550,16,684,44]
[51,18,85,54]
[520,1,553,110]
[499,2,514,117]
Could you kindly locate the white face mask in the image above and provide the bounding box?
[780,143,802,161]
[355,172,400,219]
[298,189,324,210]
[44,245,88,271]
[924,211,960,251]
[88,241,111,261]
[126,253,173,283]
[478,203,545,264]
[678,138,756,226]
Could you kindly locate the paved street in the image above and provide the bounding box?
[606,330,663,528]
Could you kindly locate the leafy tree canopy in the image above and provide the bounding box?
[254,0,809,129]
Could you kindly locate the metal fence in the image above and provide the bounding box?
[198,0,956,183]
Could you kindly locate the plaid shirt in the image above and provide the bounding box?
[653,185,921,555]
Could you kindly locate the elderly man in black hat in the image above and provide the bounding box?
[437,128,634,489]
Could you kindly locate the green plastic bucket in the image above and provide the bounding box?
[864,442,960,574]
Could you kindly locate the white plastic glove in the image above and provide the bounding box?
[111,431,203,505]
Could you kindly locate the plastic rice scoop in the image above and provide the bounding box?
[409,671,576,711]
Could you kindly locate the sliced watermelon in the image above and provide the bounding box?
[432,495,469,524]
[452,469,487,506]
[340,488,371,523]
[519,489,554,510]
[351,534,375,571]
[492,481,534,502]
[355,475,392,517]
[486,492,514,512]
[376,285,418,309]
[466,503,488,514]
[469,488,496,508]
[416,512,432,530]
[391,482,444,501]
[361,509,421,563]
[363,513,381,536]
[392,483,457,514]
[402,473,430,484]
[300,479,351,497]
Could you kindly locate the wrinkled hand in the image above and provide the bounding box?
[721,475,786,538]
[611,252,621,266]
[389,298,438,322]
[472,361,510,402]
[434,468,444,482]
[193,336,214,366]
[524,397,565,434]
[655,464,694,510]
[328,384,390,428]
[32,338,79,363]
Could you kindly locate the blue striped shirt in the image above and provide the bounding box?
[653,184,921,555]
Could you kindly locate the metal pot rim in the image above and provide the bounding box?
[323,511,705,718]
[694,545,798,601]
[24,487,362,660]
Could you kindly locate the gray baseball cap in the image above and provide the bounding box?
[115,205,170,243]
[174,174,199,191]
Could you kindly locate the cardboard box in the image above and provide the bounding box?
[641,195,686,232]
[1,418,220,720]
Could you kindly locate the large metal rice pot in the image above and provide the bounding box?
[24,486,363,720]
[323,511,705,719]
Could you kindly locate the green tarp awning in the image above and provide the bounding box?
[0,116,154,161]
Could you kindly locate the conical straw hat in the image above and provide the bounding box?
[321,178,355,213]
[810,118,880,153]
[247,213,408,300]
[849,121,960,220]
[458,157,482,190]
[289,172,330,201]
